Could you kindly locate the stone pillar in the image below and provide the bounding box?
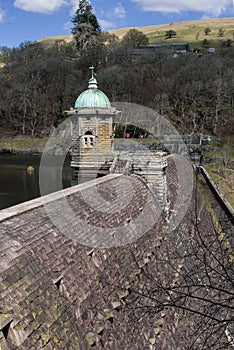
[129,152,168,209]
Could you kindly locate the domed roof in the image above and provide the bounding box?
[74,67,111,109]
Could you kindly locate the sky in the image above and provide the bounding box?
[0,0,234,48]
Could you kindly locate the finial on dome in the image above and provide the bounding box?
[88,66,98,89]
[89,66,95,78]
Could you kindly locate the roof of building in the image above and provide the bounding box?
[0,156,228,349]
[0,173,169,349]
[74,67,111,109]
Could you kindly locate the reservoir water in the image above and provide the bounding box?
[0,155,73,210]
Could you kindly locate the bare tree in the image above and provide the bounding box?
[111,179,234,349]
[122,29,149,49]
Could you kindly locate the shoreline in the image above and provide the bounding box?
[0,137,47,156]
[0,148,43,156]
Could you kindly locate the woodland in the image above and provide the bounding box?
[0,2,233,348]
[0,0,233,138]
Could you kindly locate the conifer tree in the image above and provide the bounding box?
[71,0,102,51]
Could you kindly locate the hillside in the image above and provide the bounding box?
[109,17,234,37]
[109,17,234,48]
[36,34,73,45]
[38,17,234,48]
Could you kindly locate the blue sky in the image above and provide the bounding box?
[0,0,234,47]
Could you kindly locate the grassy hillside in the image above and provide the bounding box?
[36,34,73,46]
[110,17,234,48]
[38,17,234,49]
[109,18,233,36]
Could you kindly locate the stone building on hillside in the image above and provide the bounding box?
[65,67,119,182]
[65,67,168,209]
[0,69,231,349]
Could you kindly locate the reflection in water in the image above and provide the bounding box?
[0,155,73,210]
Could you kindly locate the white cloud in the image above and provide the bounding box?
[13,0,67,14]
[64,21,71,30]
[99,19,114,31]
[98,3,126,31]
[114,3,126,18]
[0,9,5,22]
[131,0,233,16]
[69,0,79,15]
[201,14,212,20]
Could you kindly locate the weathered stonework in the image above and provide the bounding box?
[0,160,188,350]
[69,110,116,179]
[65,70,169,209]
[0,173,168,349]
[115,151,168,208]
[0,155,232,349]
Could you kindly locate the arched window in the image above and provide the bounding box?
[83,130,94,148]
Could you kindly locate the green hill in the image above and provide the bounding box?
[108,17,234,48]
[38,17,234,49]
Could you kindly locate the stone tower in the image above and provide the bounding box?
[67,67,119,182]
[65,67,168,209]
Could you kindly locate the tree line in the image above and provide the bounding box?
[0,0,233,137]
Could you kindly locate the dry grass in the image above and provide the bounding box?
[38,18,234,47]
[37,35,73,44]
[0,138,47,151]
[204,162,234,208]
[109,17,234,39]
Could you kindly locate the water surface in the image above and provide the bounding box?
[0,155,72,210]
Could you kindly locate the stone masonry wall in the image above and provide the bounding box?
[0,158,225,350]
[0,173,169,349]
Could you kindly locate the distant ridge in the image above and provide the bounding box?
[37,34,73,44]
[108,17,234,38]
[38,17,234,46]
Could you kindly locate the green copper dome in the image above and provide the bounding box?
[74,68,111,109]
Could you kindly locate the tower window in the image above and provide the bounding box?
[83,131,94,148]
